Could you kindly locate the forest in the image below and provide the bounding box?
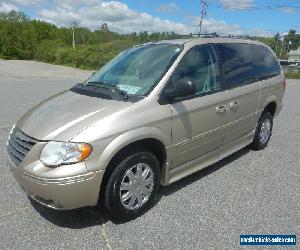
[1,10,300,71]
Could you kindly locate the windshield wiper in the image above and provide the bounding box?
[112,86,129,100]
[85,81,129,100]
[85,81,111,90]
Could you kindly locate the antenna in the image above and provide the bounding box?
[199,0,208,37]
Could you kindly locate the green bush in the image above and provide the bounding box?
[35,40,62,62]
[285,70,300,79]
[55,47,74,65]
[5,10,299,73]
[0,11,189,69]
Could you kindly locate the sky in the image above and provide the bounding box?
[0,0,299,36]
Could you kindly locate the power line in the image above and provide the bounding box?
[210,1,300,11]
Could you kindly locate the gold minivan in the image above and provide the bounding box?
[7,38,285,221]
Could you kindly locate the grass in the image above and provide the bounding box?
[285,70,300,79]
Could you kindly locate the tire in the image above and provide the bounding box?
[104,148,160,221]
[251,112,273,151]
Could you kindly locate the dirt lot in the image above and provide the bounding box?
[0,59,92,80]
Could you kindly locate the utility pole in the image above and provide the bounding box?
[72,26,76,51]
[71,22,78,50]
[71,22,78,80]
[199,0,208,37]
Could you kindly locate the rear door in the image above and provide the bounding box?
[215,43,262,154]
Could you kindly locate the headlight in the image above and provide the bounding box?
[40,141,93,167]
[7,124,16,145]
[9,124,16,135]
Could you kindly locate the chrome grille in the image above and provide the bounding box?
[7,128,37,166]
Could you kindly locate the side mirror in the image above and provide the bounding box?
[165,79,196,102]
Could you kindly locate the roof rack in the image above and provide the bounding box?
[188,33,256,40]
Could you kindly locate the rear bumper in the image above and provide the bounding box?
[9,161,104,210]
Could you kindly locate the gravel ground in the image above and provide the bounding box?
[0,60,299,249]
[0,59,92,80]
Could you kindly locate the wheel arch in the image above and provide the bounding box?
[261,93,278,117]
[263,101,277,117]
[97,128,169,201]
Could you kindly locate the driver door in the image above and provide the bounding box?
[169,44,230,168]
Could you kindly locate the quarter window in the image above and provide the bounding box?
[170,44,221,95]
[216,43,281,89]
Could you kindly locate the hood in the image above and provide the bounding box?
[17,90,132,141]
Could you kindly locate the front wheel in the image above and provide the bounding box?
[104,148,160,221]
[251,112,273,151]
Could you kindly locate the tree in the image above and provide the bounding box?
[273,33,281,57]
[284,29,300,51]
[2,9,295,69]
[100,23,111,42]
[274,33,280,42]
[0,10,29,22]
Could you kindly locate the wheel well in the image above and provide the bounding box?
[263,102,277,117]
[99,138,167,200]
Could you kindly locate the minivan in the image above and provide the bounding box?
[7,38,285,221]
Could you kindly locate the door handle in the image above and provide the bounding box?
[216,105,227,113]
[229,100,240,109]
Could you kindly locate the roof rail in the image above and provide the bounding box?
[186,33,256,40]
[218,35,256,40]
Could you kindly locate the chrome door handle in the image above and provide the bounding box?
[229,100,240,109]
[216,105,227,113]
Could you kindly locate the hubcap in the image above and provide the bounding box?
[119,163,154,210]
[259,119,271,144]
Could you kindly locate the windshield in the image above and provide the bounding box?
[85,43,182,96]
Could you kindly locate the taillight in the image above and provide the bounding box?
[282,78,287,91]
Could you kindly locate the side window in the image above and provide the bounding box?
[170,44,221,95]
[252,45,281,79]
[216,43,281,89]
[215,43,255,89]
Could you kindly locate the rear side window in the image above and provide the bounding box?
[215,43,281,89]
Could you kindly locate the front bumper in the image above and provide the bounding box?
[9,160,104,210]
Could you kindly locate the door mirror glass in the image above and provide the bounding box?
[165,79,196,102]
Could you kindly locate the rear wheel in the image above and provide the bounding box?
[104,148,160,221]
[251,112,273,150]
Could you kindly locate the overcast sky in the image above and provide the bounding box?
[0,0,299,36]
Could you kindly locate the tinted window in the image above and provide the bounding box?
[170,44,221,95]
[216,43,281,89]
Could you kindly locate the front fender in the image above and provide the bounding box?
[85,127,170,172]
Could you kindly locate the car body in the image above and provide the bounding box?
[7,38,285,219]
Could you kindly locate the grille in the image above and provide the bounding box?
[7,128,37,166]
